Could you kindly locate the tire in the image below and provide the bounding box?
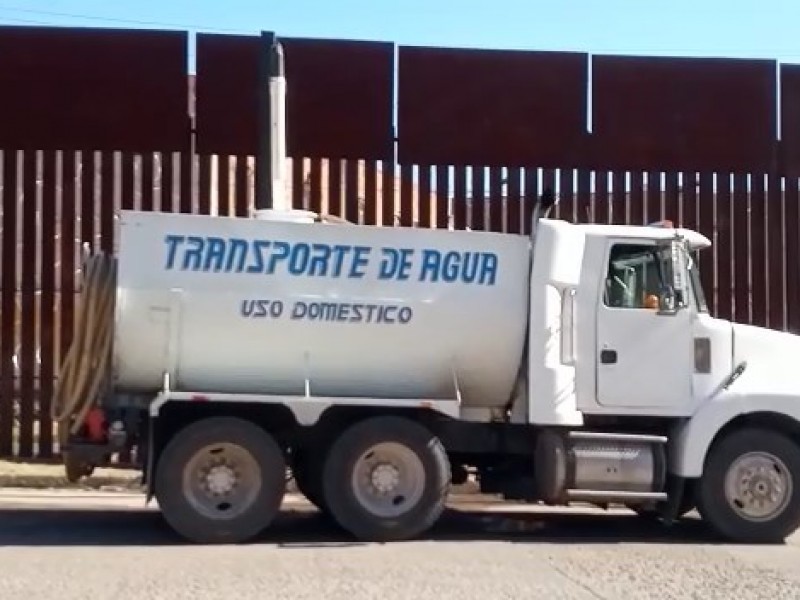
[697,427,800,543]
[292,450,328,513]
[322,416,451,542]
[155,416,287,544]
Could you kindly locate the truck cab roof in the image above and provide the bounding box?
[544,219,712,250]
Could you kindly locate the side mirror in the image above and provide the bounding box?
[657,237,689,315]
[670,238,688,301]
[658,285,677,313]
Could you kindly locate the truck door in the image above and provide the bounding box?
[596,241,694,413]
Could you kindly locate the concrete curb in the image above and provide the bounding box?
[0,474,143,491]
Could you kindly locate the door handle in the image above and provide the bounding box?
[600,349,617,364]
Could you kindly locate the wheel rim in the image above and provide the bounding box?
[181,442,262,521]
[350,442,425,519]
[723,451,793,522]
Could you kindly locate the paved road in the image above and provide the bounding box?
[0,490,799,600]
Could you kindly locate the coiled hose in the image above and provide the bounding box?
[52,250,117,453]
[52,213,341,440]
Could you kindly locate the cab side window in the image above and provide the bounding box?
[603,243,666,309]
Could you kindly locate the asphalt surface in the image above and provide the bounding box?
[0,490,799,600]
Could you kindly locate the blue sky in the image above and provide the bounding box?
[0,0,799,66]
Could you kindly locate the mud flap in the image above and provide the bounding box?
[660,475,686,525]
[145,416,157,504]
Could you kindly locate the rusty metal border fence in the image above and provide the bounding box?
[1,24,799,461]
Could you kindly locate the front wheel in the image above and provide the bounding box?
[322,416,451,542]
[697,427,800,543]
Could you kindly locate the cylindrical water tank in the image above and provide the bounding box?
[112,211,531,409]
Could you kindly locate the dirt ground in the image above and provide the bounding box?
[0,459,140,489]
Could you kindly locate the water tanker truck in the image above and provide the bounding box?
[50,39,800,545]
[50,201,800,545]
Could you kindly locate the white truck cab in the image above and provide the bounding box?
[522,217,800,543]
[528,218,721,423]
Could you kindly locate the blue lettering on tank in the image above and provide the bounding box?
[337,303,351,321]
[418,249,497,285]
[164,234,185,269]
[162,234,500,286]
[266,241,290,274]
[251,299,415,325]
[203,237,226,272]
[397,249,414,280]
[378,248,413,280]
[398,306,413,323]
[227,238,249,272]
[461,252,480,283]
[308,244,332,276]
[349,246,370,278]
[246,240,270,273]
[288,243,311,275]
[183,236,205,271]
[480,252,498,285]
[241,299,284,318]
[419,250,441,282]
[441,251,461,282]
[330,245,351,277]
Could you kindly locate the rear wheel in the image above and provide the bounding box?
[155,417,286,544]
[697,427,800,543]
[322,416,451,542]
